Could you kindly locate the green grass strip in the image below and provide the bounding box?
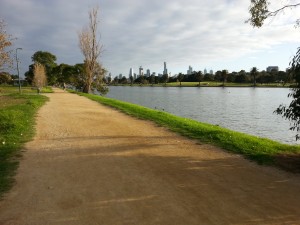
[73,91,300,171]
[0,94,48,197]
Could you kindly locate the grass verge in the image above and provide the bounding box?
[0,93,48,197]
[0,85,53,95]
[73,91,300,173]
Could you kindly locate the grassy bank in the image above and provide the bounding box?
[0,85,53,95]
[73,91,300,172]
[0,93,48,197]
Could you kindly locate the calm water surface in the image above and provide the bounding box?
[106,86,297,144]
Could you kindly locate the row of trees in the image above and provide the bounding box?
[111,68,291,86]
[1,6,106,95]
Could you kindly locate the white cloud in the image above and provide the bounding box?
[1,0,299,76]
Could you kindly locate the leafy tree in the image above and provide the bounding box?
[160,74,168,86]
[214,70,222,82]
[203,73,214,81]
[246,0,300,28]
[275,48,300,140]
[0,19,14,71]
[129,75,134,85]
[25,51,57,84]
[221,70,228,86]
[247,1,300,139]
[177,73,184,86]
[250,67,259,86]
[194,71,203,86]
[149,74,155,86]
[0,72,11,84]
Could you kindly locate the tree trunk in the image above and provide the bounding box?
[83,82,91,93]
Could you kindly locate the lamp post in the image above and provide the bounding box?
[16,48,22,94]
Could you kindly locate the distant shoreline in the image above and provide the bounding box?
[108,82,294,88]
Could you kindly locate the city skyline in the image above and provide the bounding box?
[0,0,299,78]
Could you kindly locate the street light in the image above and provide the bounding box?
[16,48,22,94]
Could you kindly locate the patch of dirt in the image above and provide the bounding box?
[275,153,300,173]
[0,88,300,225]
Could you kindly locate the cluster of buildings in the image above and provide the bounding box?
[111,62,214,80]
[107,63,280,81]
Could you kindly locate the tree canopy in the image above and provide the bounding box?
[0,19,14,71]
[247,0,300,139]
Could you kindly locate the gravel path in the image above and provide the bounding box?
[0,88,300,225]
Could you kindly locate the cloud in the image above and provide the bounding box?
[1,0,299,76]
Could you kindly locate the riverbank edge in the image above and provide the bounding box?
[108,82,295,88]
[72,91,300,173]
[0,93,48,198]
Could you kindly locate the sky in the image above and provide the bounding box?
[1,0,300,78]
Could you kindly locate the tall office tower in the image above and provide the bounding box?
[210,69,213,75]
[139,66,144,76]
[163,62,168,75]
[134,73,137,80]
[129,68,133,77]
[187,65,193,75]
[204,68,207,74]
[146,69,150,77]
[119,74,123,79]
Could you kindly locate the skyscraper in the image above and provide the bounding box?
[139,66,144,77]
[187,66,193,75]
[163,62,168,75]
[129,68,133,77]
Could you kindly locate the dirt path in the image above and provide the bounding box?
[0,88,300,225]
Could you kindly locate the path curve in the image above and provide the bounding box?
[0,88,300,225]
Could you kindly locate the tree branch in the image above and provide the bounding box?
[267,3,300,17]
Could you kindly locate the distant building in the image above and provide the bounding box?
[210,69,213,75]
[266,66,279,72]
[129,68,133,77]
[146,69,151,77]
[204,68,207,74]
[119,74,123,79]
[163,62,168,75]
[187,66,193,75]
[134,73,137,80]
[139,66,144,77]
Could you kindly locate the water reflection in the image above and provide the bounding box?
[106,86,296,144]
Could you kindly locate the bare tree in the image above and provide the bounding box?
[0,19,14,71]
[33,63,47,93]
[78,6,103,93]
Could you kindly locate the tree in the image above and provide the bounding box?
[149,74,155,86]
[129,75,134,86]
[33,63,47,92]
[0,19,14,71]
[78,6,103,93]
[250,67,259,86]
[275,48,300,140]
[221,70,228,86]
[177,73,184,86]
[161,74,168,86]
[247,0,300,27]
[25,51,57,85]
[194,71,203,86]
[247,1,300,139]
[0,72,11,84]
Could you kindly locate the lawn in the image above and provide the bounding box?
[0,89,48,197]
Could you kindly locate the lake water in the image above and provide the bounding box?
[106,86,297,144]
